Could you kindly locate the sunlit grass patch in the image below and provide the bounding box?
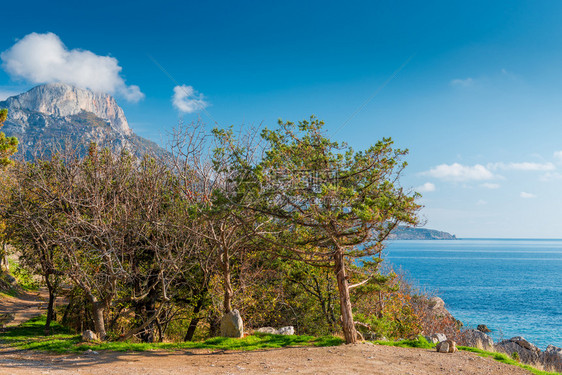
[458,346,560,375]
[372,335,434,349]
[1,315,343,353]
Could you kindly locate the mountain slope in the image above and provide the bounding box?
[0,83,165,159]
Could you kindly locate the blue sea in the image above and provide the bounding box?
[383,239,562,349]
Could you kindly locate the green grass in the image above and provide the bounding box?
[4,319,559,375]
[372,335,434,349]
[458,346,560,375]
[371,337,559,375]
[0,315,343,353]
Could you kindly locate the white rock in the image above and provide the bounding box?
[257,327,279,334]
[278,326,295,335]
[220,310,244,338]
[82,330,97,342]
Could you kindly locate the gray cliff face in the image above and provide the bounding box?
[4,83,131,135]
[0,83,164,160]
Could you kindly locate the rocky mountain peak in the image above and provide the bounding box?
[4,83,131,135]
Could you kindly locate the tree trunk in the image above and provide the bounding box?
[44,273,56,335]
[334,250,357,344]
[222,248,233,313]
[92,301,107,340]
[0,241,8,272]
[184,297,204,341]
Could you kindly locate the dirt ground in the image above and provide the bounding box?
[0,289,48,327]
[0,290,535,375]
[0,343,534,375]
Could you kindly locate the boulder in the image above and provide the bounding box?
[458,329,494,350]
[82,330,98,342]
[256,326,295,335]
[433,333,447,342]
[220,310,244,338]
[541,345,562,373]
[424,333,447,344]
[427,297,454,319]
[510,336,540,352]
[495,337,541,364]
[428,297,445,310]
[257,327,279,334]
[278,326,295,335]
[477,324,491,333]
[436,340,458,353]
[437,341,449,353]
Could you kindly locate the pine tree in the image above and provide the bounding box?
[0,109,18,167]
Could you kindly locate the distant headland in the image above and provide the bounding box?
[389,226,457,240]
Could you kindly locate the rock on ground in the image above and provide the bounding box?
[220,310,244,338]
[437,340,458,353]
[425,333,447,344]
[458,329,494,350]
[82,330,97,342]
[278,326,295,335]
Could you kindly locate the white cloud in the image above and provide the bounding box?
[554,151,562,164]
[1,32,144,102]
[476,199,487,206]
[488,162,555,171]
[540,172,562,182]
[450,78,474,87]
[480,182,500,189]
[416,182,435,193]
[520,192,536,199]
[424,163,494,182]
[172,84,209,113]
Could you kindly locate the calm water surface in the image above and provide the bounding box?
[383,239,562,349]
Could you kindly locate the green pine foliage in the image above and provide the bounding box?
[0,109,18,168]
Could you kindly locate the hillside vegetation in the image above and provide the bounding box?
[0,117,459,345]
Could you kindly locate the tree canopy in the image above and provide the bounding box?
[0,109,18,168]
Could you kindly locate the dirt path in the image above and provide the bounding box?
[0,343,534,375]
[0,289,48,327]
[0,292,537,374]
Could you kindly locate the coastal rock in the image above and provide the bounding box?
[477,324,491,333]
[426,297,454,320]
[220,310,244,338]
[458,329,494,350]
[428,297,445,310]
[82,330,97,342]
[278,326,295,335]
[541,345,562,373]
[436,340,458,353]
[510,336,540,352]
[495,337,541,364]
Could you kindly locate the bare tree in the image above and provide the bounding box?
[168,122,268,336]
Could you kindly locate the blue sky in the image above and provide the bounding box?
[2,1,562,238]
